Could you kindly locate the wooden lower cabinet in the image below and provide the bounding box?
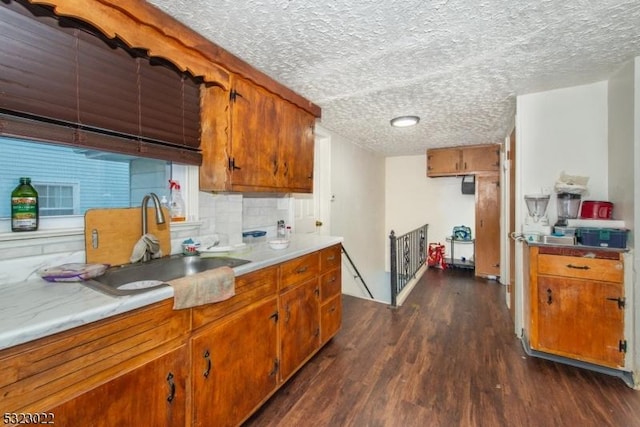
[319,246,342,344]
[279,278,321,381]
[320,294,342,344]
[526,245,626,368]
[192,297,279,427]
[51,343,189,426]
[0,245,342,427]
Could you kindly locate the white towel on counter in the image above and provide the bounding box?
[169,266,235,310]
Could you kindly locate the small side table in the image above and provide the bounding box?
[445,236,475,269]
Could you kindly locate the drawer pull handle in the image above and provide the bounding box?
[606,297,626,309]
[203,350,212,378]
[547,288,553,305]
[327,255,335,261]
[166,372,176,403]
[296,266,308,274]
[567,264,590,270]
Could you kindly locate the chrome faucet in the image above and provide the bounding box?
[140,192,166,262]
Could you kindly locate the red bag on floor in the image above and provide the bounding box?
[428,243,447,269]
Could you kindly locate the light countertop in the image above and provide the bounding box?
[0,234,342,351]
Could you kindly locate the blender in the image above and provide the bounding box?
[554,192,581,227]
[522,194,551,241]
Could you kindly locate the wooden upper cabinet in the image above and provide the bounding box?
[199,75,315,193]
[279,100,315,192]
[427,144,500,177]
[229,76,280,190]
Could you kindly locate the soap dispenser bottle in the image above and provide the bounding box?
[169,180,186,222]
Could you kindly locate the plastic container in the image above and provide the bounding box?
[576,227,628,248]
[580,201,613,219]
[242,230,267,244]
[11,177,39,232]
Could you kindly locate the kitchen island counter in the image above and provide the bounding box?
[0,234,342,351]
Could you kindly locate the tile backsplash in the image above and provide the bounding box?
[0,193,293,285]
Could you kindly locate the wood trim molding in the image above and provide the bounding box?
[28,0,321,117]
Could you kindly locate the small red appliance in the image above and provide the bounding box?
[579,201,613,219]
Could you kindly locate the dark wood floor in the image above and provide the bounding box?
[245,268,640,427]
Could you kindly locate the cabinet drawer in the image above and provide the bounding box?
[192,266,278,329]
[320,244,341,272]
[0,300,189,413]
[320,268,341,302]
[280,252,319,291]
[537,254,623,283]
[320,294,342,344]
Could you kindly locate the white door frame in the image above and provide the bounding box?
[293,124,332,235]
[314,125,332,235]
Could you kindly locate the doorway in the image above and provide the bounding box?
[293,125,331,235]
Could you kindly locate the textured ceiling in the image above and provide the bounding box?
[146,0,640,156]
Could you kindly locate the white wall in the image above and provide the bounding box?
[608,61,635,233]
[385,155,475,268]
[328,131,388,301]
[608,57,640,380]
[515,81,609,335]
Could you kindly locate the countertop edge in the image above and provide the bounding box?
[0,235,343,351]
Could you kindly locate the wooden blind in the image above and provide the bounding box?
[0,1,202,165]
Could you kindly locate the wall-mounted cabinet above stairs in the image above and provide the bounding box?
[426,144,500,177]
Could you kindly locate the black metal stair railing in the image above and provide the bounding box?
[341,244,374,299]
[389,224,428,307]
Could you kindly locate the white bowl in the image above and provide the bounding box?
[268,239,290,250]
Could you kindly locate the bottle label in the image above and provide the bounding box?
[12,196,38,230]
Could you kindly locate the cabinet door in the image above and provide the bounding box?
[426,148,461,177]
[461,145,500,173]
[536,276,625,367]
[279,101,315,192]
[280,278,320,381]
[192,297,279,427]
[475,173,500,277]
[229,76,279,190]
[320,294,342,344]
[51,344,188,427]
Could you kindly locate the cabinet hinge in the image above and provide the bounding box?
[269,311,279,322]
[228,157,241,171]
[229,89,243,102]
[606,297,626,309]
[619,340,627,353]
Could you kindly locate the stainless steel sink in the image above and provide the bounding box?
[84,255,250,296]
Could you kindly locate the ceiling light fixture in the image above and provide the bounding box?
[390,115,420,127]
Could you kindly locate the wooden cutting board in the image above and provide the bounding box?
[85,207,171,266]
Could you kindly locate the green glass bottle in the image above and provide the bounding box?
[11,177,39,232]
